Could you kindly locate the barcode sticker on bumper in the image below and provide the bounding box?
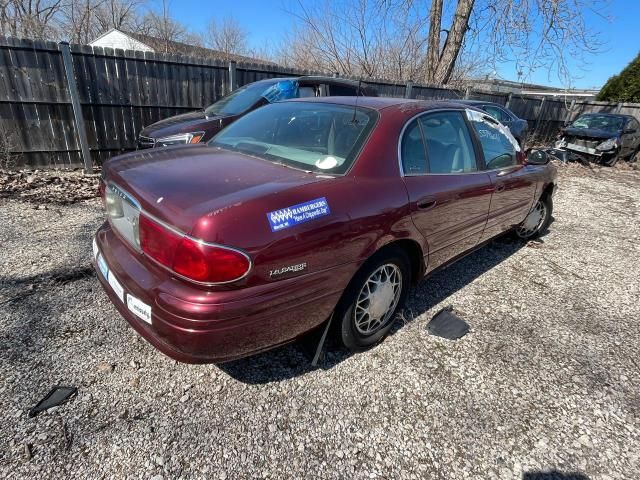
[127,294,152,325]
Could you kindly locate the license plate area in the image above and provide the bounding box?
[566,143,597,155]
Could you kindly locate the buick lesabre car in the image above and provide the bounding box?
[94,97,557,363]
[137,76,377,148]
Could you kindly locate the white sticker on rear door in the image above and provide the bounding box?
[127,294,152,325]
[108,271,125,303]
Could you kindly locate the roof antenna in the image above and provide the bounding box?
[351,78,362,125]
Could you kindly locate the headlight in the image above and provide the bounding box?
[156,132,205,147]
[595,138,618,151]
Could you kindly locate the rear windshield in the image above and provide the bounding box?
[209,102,378,174]
[204,81,277,116]
[570,115,625,132]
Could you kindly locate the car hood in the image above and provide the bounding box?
[562,127,621,140]
[139,110,231,139]
[103,144,327,236]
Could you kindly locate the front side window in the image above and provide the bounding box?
[468,112,518,170]
[209,102,377,174]
[419,111,477,173]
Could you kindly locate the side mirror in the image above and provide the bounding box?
[526,149,550,165]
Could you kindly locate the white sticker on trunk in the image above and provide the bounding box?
[127,294,152,325]
[107,271,125,303]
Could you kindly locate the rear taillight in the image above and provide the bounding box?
[138,214,250,284]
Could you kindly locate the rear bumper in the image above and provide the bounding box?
[94,222,356,363]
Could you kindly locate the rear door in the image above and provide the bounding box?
[467,111,537,242]
[400,110,493,273]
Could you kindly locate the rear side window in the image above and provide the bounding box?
[329,84,358,96]
[401,120,428,174]
[468,114,518,170]
[419,112,477,173]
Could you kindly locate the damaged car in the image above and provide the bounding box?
[94,98,557,364]
[551,113,640,166]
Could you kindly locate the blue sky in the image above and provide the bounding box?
[157,0,638,89]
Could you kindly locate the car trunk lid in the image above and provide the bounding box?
[103,144,325,236]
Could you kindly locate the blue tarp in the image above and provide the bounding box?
[262,80,299,103]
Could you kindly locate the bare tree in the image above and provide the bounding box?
[204,15,248,58]
[139,0,188,53]
[279,0,484,84]
[0,0,64,39]
[60,0,103,44]
[94,0,145,32]
[286,0,608,86]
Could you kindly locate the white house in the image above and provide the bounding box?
[89,29,154,52]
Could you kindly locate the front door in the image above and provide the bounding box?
[466,112,537,241]
[400,110,494,273]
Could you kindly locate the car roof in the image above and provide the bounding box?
[285,96,474,112]
[248,75,373,87]
[452,99,502,107]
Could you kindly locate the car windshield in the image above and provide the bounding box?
[570,115,625,132]
[209,102,377,174]
[204,81,278,116]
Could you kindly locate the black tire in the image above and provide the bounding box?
[336,246,411,352]
[602,151,620,167]
[515,195,553,240]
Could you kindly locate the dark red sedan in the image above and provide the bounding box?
[94,97,557,363]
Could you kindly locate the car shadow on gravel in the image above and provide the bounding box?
[523,471,589,480]
[219,235,530,384]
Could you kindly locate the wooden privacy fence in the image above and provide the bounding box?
[2,36,640,171]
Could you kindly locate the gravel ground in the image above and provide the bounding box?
[1,164,639,480]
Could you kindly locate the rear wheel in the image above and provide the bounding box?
[516,195,552,240]
[337,247,411,352]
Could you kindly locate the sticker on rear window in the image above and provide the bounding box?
[267,197,330,232]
